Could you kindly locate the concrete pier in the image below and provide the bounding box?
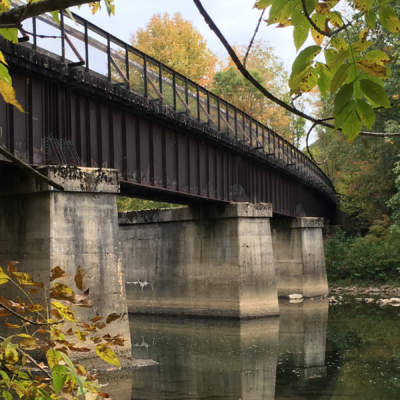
[0,165,132,362]
[119,203,279,318]
[271,216,328,298]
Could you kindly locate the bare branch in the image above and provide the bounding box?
[243,8,265,67]
[306,122,319,164]
[192,0,400,138]
[0,0,98,27]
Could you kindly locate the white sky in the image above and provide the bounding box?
[72,0,299,74]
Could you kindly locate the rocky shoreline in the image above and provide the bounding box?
[329,285,400,306]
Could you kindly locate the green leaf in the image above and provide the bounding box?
[354,0,374,12]
[366,9,377,29]
[331,63,351,93]
[316,63,331,98]
[255,0,273,8]
[292,10,309,51]
[50,11,60,25]
[360,79,390,107]
[334,83,354,127]
[291,45,321,76]
[0,370,10,384]
[379,5,400,33]
[304,0,317,13]
[355,99,376,129]
[2,391,12,400]
[365,50,390,65]
[268,0,291,24]
[342,106,362,141]
[52,365,67,393]
[330,37,348,51]
[325,48,349,70]
[0,28,18,44]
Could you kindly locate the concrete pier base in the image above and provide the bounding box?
[271,217,328,298]
[119,203,279,318]
[0,165,132,362]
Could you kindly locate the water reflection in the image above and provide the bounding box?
[130,317,280,399]
[279,299,328,379]
[111,299,327,400]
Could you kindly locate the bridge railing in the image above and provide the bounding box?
[17,5,334,193]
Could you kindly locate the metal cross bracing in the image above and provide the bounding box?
[0,4,337,218]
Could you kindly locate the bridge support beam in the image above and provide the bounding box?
[0,165,132,363]
[119,203,279,318]
[271,217,328,298]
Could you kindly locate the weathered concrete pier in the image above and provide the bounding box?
[0,165,132,360]
[120,204,328,318]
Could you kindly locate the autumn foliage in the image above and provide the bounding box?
[132,12,218,86]
[0,261,123,399]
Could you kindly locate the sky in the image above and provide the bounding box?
[72,0,299,74]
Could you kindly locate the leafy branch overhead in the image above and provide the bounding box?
[254,0,400,140]
[0,0,114,112]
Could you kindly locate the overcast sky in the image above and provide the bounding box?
[72,0,299,73]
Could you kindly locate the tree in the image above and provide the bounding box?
[132,12,218,86]
[193,0,400,140]
[311,25,400,234]
[212,42,305,144]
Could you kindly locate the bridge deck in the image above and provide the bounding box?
[0,9,336,218]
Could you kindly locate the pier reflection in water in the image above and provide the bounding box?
[105,299,327,400]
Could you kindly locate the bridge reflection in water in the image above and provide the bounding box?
[104,299,329,400]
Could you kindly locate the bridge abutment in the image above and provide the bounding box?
[271,216,328,298]
[0,165,132,363]
[119,203,279,318]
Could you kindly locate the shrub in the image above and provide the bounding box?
[325,229,400,283]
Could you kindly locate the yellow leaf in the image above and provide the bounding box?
[95,344,120,367]
[50,282,75,302]
[46,348,62,369]
[51,301,76,322]
[5,343,18,363]
[0,266,9,285]
[0,80,23,112]
[75,330,88,342]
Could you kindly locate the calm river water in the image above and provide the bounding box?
[106,299,400,399]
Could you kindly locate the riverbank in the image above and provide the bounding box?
[328,284,400,306]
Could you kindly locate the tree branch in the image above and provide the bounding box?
[301,0,346,37]
[0,0,99,27]
[0,300,63,326]
[192,0,400,137]
[243,8,265,67]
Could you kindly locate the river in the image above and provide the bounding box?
[105,298,400,399]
